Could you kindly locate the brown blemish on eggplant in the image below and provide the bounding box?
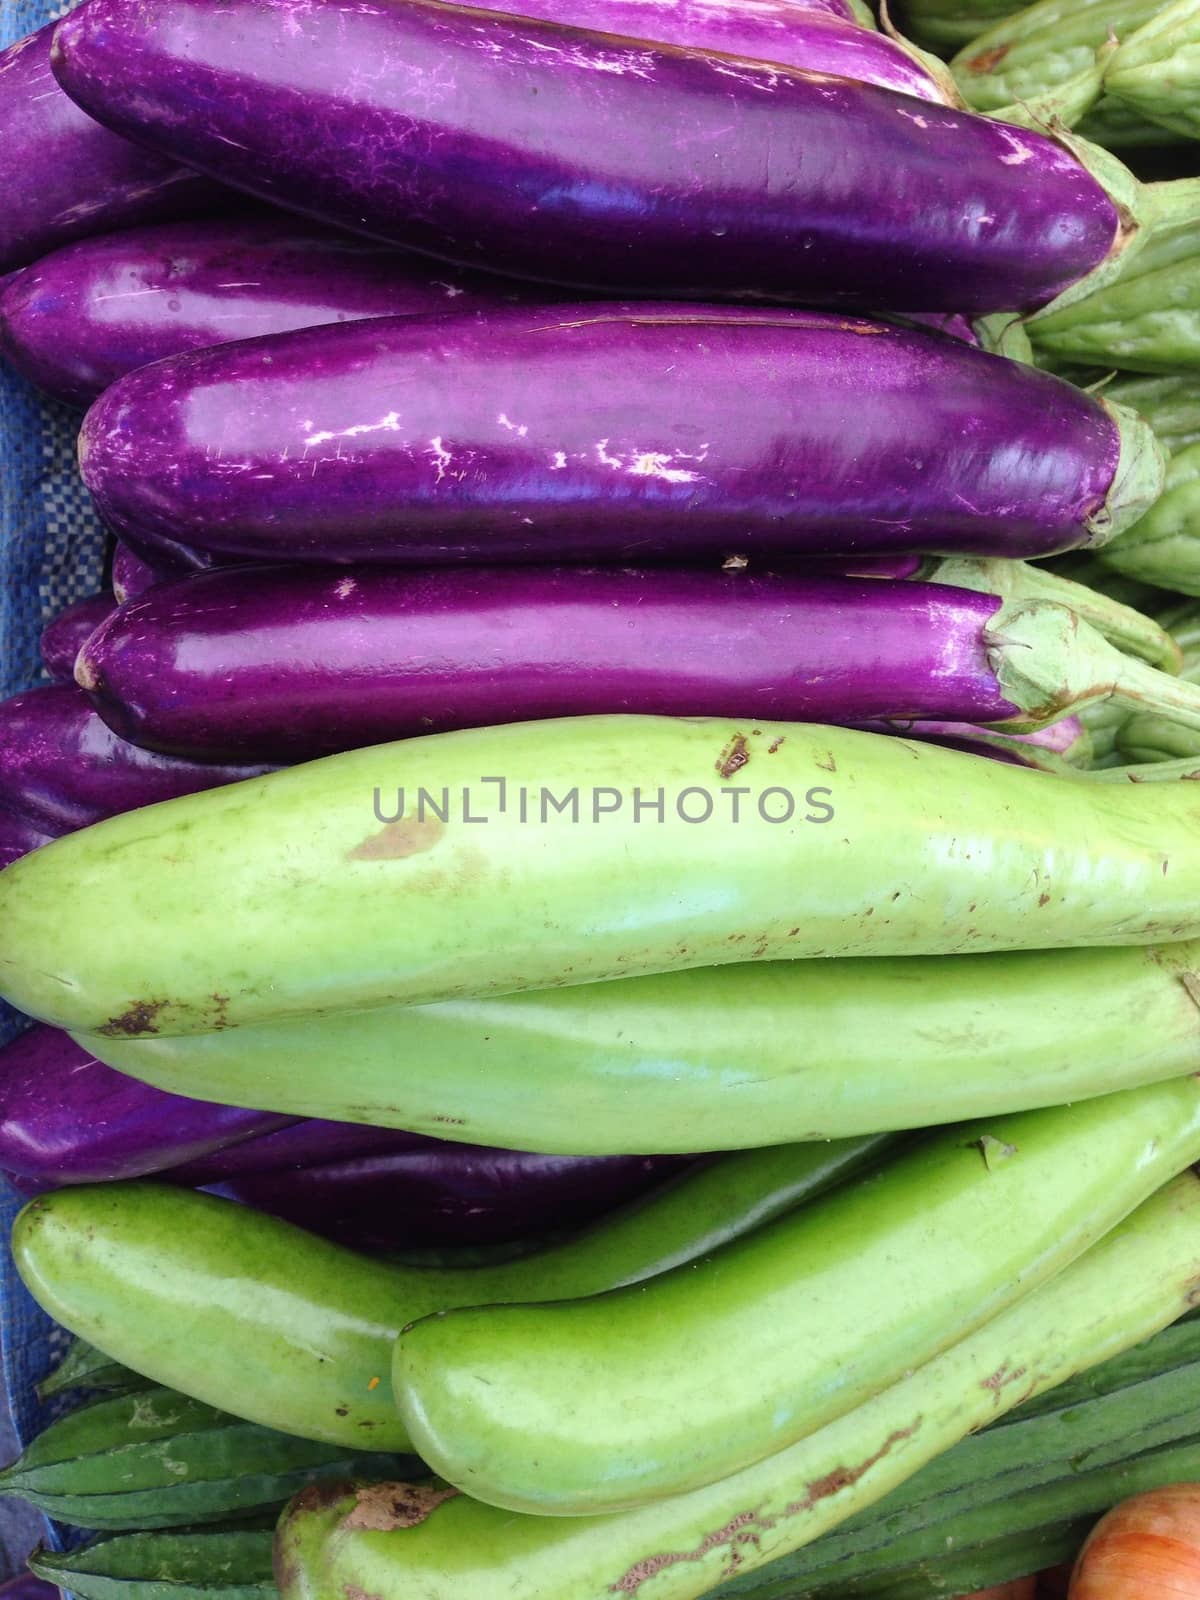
[816,753,837,772]
[717,735,750,779]
[96,999,168,1037]
[980,1361,1028,1398]
[350,817,446,861]
[288,1480,360,1519]
[608,1508,775,1594]
[1038,893,1051,907]
[610,1422,921,1596]
[768,737,785,754]
[343,1482,460,1532]
[1179,973,1200,1013]
[345,1587,383,1600]
[965,42,1010,72]
[783,1419,922,1514]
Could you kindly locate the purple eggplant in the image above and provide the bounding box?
[75,564,1026,761]
[40,594,114,683]
[0,1026,294,1186]
[0,806,56,872]
[111,538,221,603]
[51,0,1124,314]
[0,685,274,841]
[435,0,952,102]
[0,21,223,276]
[202,1147,689,1250]
[0,217,524,408]
[75,304,1159,567]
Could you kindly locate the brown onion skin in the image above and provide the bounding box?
[1070,1485,1200,1599]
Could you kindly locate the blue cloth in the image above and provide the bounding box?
[1,2,110,1571]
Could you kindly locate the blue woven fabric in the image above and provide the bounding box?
[1,0,111,1570]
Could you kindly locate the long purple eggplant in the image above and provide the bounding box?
[437,0,954,101]
[0,1027,294,1186]
[75,305,1161,566]
[0,217,525,408]
[51,0,1131,313]
[0,21,222,275]
[0,807,55,873]
[0,685,273,839]
[75,564,1026,760]
[40,594,114,683]
[202,1147,689,1250]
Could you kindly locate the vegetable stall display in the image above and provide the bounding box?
[7,0,1200,1593]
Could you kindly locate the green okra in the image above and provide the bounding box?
[274,1172,1200,1600]
[10,1139,879,1450]
[29,1526,277,1600]
[0,1386,415,1529]
[390,1082,1200,1514]
[38,1338,149,1402]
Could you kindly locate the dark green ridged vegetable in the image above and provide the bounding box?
[38,1338,149,1402]
[29,1527,276,1600]
[951,0,1163,146]
[0,1386,416,1528]
[894,0,1028,51]
[1030,178,1200,372]
[1102,440,1200,594]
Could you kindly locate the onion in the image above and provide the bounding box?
[1070,1485,1200,1597]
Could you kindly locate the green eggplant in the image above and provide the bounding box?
[273,1171,1200,1600]
[389,1079,1200,1513]
[10,1138,879,1449]
[9,716,1200,1041]
[79,935,1200,1154]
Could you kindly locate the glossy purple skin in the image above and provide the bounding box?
[78,563,1020,762]
[0,217,522,407]
[0,21,222,276]
[456,0,946,100]
[204,1147,690,1250]
[0,684,273,836]
[50,0,1118,313]
[77,304,1124,565]
[111,537,220,602]
[40,594,114,683]
[0,806,56,872]
[0,1025,295,1186]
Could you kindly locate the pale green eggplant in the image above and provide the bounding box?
[79,933,1200,1154]
[389,1080,1200,1513]
[1108,0,1200,139]
[275,1172,1200,1600]
[11,1139,879,1449]
[1102,438,1200,593]
[1030,178,1200,371]
[8,715,1200,1041]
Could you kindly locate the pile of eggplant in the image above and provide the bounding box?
[6,0,1200,1595]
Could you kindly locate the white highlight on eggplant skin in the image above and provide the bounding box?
[303,411,402,447]
[497,413,529,436]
